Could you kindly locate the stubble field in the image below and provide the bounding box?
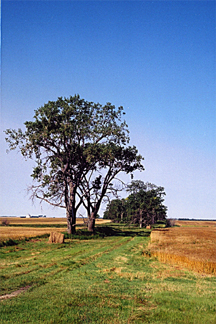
[149,221,216,275]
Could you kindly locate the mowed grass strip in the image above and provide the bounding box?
[0,235,128,295]
[149,221,216,275]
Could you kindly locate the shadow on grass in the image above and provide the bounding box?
[0,238,20,247]
[0,234,51,247]
[0,225,151,247]
[64,224,151,240]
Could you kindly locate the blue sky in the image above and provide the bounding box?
[1,1,215,219]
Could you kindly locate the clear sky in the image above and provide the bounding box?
[1,1,215,219]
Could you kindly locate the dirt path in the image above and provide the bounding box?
[0,285,31,300]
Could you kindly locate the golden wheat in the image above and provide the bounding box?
[0,227,65,241]
[148,222,216,275]
[176,220,216,228]
[0,218,111,241]
[0,217,111,225]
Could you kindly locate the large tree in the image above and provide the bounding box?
[5,95,144,233]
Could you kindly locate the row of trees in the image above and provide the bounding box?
[103,180,167,227]
[5,95,144,233]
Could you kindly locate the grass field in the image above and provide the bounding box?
[0,222,216,323]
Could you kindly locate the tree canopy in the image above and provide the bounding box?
[5,95,144,233]
[104,181,167,227]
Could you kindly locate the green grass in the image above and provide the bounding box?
[0,224,216,323]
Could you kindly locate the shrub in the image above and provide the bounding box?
[165,218,176,227]
[1,218,10,226]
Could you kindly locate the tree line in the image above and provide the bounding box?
[103,180,167,227]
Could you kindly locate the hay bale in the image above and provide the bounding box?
[48,232,64,244]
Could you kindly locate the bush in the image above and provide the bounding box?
[1,218,10,226]
[165,218,176,227]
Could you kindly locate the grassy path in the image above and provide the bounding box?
[0,232,216,323]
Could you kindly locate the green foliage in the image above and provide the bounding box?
[103,199,126,221]
[104,181,167,226]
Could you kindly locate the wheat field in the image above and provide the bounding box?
[0,227,66,241]
[0,217,111,241]
[149,221,216,275]
[0,217,111,225]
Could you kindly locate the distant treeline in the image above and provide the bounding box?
[103,181,167,227]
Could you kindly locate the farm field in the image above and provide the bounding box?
[149,221,216,275]
[0,217,111,242]
[0,217,111,225]
[0,226,65,241]
[0,222,216,323]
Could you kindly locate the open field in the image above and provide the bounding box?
[0,227,65,241]
[149,221,216,275]
[0,217,68,225]
[0,217,111,225]
[0,218,111,242]
[0,224,216,323]
[175,220,216,228]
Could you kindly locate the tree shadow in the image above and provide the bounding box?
[95,225,151,237]
[65,224,151,240]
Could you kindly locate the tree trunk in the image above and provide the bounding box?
[139,209,143,228]
[121,212,123,221]
[88,207,97,232]
[66,181,76,234]
[88,212,95,232]
[67,210,76,234]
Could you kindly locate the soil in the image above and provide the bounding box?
[0,285,31,300]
